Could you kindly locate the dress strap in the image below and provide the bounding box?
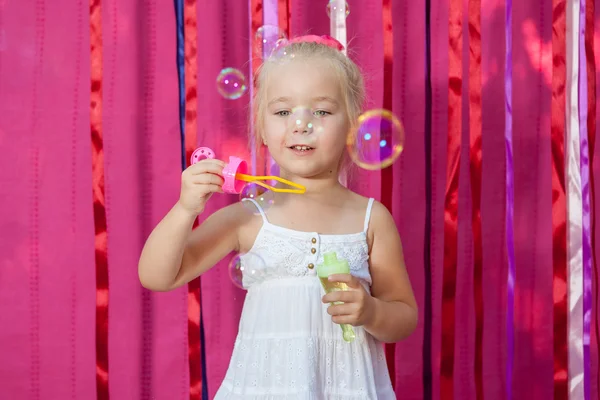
[241,198,268,222]
[363,198,375,232]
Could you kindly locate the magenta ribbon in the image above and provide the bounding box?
[578,0,591,398]
[504,0,515,399]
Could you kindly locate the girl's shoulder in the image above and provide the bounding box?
[343,190,397,244]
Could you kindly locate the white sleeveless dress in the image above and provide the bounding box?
[214,198,396,399]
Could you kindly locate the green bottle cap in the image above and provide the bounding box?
[316,252,350,278]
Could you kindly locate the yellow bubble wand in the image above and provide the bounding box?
[235,173,305,194]
[190,147,306,194]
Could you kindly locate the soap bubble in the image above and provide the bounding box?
[326,1,350,18]
[240,183,275,214]
[346,109,404,170]
[255,25,288,59]
[228,252,266,290]
[286,107,326,136]
[216,68,247,100]
[270,39,297,63]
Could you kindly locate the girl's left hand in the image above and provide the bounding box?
[322,274,375,327]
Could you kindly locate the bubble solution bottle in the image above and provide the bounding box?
[316,252,356,343]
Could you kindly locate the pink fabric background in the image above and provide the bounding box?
[0,0,598,399]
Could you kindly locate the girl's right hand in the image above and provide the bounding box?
[178,158,226,216]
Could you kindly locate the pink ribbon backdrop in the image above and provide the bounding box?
[0,0,599,399]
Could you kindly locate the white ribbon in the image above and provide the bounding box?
[566,0,584,397]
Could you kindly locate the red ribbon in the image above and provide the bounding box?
[440,0,462,397]
[251,0,263,80]
[277,0,290,37]
[183,1,202,398]
[90,0,109,398]
[468,0,483,398]
[550,0,568,397]
[381,0,396,385]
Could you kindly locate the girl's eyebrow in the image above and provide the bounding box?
[267,96,339,106]
[268,97,291,106]
[312,96,339,105]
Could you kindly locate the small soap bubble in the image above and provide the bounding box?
[255,25,288,59]
[346,109,404,170]
[240,183,275,214]
[326,1,350,18]
[228,252,266,290]
[216,68,247,100]
[285,107,326,136]
[270,39,296,63]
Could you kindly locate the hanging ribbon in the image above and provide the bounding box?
[175,0,186,171]
[566,0,584,397]
[467,0,483,398]
[263,0,277,176]
[263,0,278,43]
[578,0,592,398]
[329,0,348,187]
[90,0,109,398]
[583,0,597,397]
[181,0,202,398]
[380,0,396,384]
[504,0,515,398]
[550,0,568,398]
[329,0,347,56]
[423,0,433,398]
[277,0,290,37]
[249,0,263,175]
[440,0,462,397]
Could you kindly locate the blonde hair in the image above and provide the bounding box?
[251,41,366,168]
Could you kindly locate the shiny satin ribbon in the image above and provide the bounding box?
[329,0,347,56]
[90,0,109,398]
[175,0,186,171]
[263,0,278,55]
[566,0,584,397]
[277,0,290,35]
[423,1,433,397]
[578,0,592,397]
[182,0,203,398]
[329,0,348,186]
[380,0,396,384]
[441,0,462,397]
[551,0,568,397]
[583,1,598,397]
[504,0,515,398]
[263,0,277,176]
[467,1,483,398]
[249,0,261,175]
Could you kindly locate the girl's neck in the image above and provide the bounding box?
[278,172,344,198]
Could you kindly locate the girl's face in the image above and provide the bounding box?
[262,57,349,180]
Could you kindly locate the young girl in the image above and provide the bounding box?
[139,35,417,399]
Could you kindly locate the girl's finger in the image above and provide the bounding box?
[326,302,354,316]
[322,290,357,304]
[191,174,225,186]
[188,159,226,175]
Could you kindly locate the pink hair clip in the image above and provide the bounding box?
[287,35,345,52]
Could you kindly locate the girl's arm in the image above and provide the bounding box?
[138,202,247,292]
[363,201,418,343]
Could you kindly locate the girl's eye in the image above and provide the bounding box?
[314,110,330,117]
[276,111,290,116]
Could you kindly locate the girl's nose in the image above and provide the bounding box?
[291,108,315,134]
[293,120,314,135]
